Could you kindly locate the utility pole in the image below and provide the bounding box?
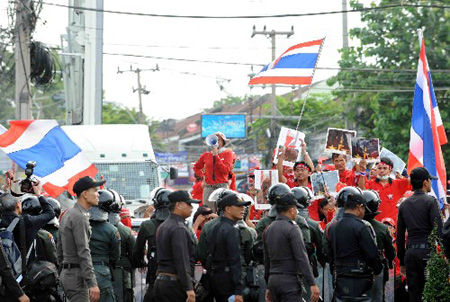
[14,0,32,120]
[251,26,294,163]
[117,65,159,124]
[342,0,350,128]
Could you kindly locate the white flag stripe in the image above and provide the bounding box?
[279,45,321,57]
[253,68,314,78]
[409,129,424,162]
[2,120,58,154]
[41,152,92,186]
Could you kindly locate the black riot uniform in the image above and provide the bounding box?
[153,191,200,302]
[133,187,173,302]
[206,194,251,302]
[326,187,382,302]
[362,190,396,302]
[263,192,317,302]
[397,168,443,302]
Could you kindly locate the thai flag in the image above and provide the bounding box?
[249,38,324,86]
[407,33,447,207]
[0,120,98,197]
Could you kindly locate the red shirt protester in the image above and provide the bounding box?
[193,148,234,184]
[364,158,411,223]
[191,178,204,205]
[331,153,366,187]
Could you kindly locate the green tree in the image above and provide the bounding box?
[422,224,450,301]
[102,101,165,151]
[248,92,344,166]
[212,96,246,108]
[328,0,450,164]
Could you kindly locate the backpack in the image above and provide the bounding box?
[25,260,59,292]
[0,217,23,279]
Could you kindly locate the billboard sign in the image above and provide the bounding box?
[201,114,246,138]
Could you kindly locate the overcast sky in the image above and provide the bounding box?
[1,0,368,120]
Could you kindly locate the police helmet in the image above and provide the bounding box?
[151,187,173,209]
[209,188,238,203]
[22,195,42,215]
[291,187,311,208]
[46,197,61,218]
[239,193,255,205]
[267,183,291,205]
[302,186,314,201]
[336,186,364,208]
[362,190,381,216]
[98,189,122,213]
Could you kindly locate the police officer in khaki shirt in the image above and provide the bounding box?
[57,176,105,302]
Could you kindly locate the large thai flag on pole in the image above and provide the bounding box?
[407,31,447,208]
[0,120,98,197]
[249,38,325,85]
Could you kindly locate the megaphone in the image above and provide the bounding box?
[205,134,219,147]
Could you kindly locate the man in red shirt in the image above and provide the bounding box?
[194,132,234,209]
[362,157,411,223]
[276,145,314,189]
[331,153,367,187]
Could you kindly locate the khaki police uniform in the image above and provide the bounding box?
[57,203,97,302]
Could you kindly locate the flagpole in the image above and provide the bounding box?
[295,37,326,132]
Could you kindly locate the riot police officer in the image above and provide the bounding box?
[236,194,256,302]
[154,190,200,302]
[292,186,326,299]
[89,196,121,302]
[43,197,61,243]
[325,187,382,301]
[196,188,238,302]
[263,192,320,302]
[362,190,396,302]
[322,186,363,264]
[133,187,173,302]
[102,189,136,302]
[206,194,251,302]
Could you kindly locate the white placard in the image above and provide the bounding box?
[254,170,278,210]
[273,127,306,168]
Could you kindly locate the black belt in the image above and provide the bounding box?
[156,275,179,281]
[93,261,109,266]
[270,272,300,276]
[62,263,80,269]
[407,243,430,249]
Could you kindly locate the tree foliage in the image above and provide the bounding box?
[328,0,450,164]
[422,224,450,301]
[102,101,164,151]
[248,92,344,166]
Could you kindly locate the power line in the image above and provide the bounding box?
[105,52,450,74]
[40,2,450,19]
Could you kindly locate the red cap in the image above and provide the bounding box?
[381,217,395,227]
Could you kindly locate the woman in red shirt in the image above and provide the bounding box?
[193,132,234,209]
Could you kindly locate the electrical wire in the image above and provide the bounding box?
[40,2,450,19]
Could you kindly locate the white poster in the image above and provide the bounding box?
[310,170,339,199]
[254,170,278,210]
[380,147,406,177]
[273,127,306,168]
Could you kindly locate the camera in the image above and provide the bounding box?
[20,161,39,193]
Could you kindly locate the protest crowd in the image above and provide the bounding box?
[0,127,449,302]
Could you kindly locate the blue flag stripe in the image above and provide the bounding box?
[273,53,318,69]
[8,127,82,177]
